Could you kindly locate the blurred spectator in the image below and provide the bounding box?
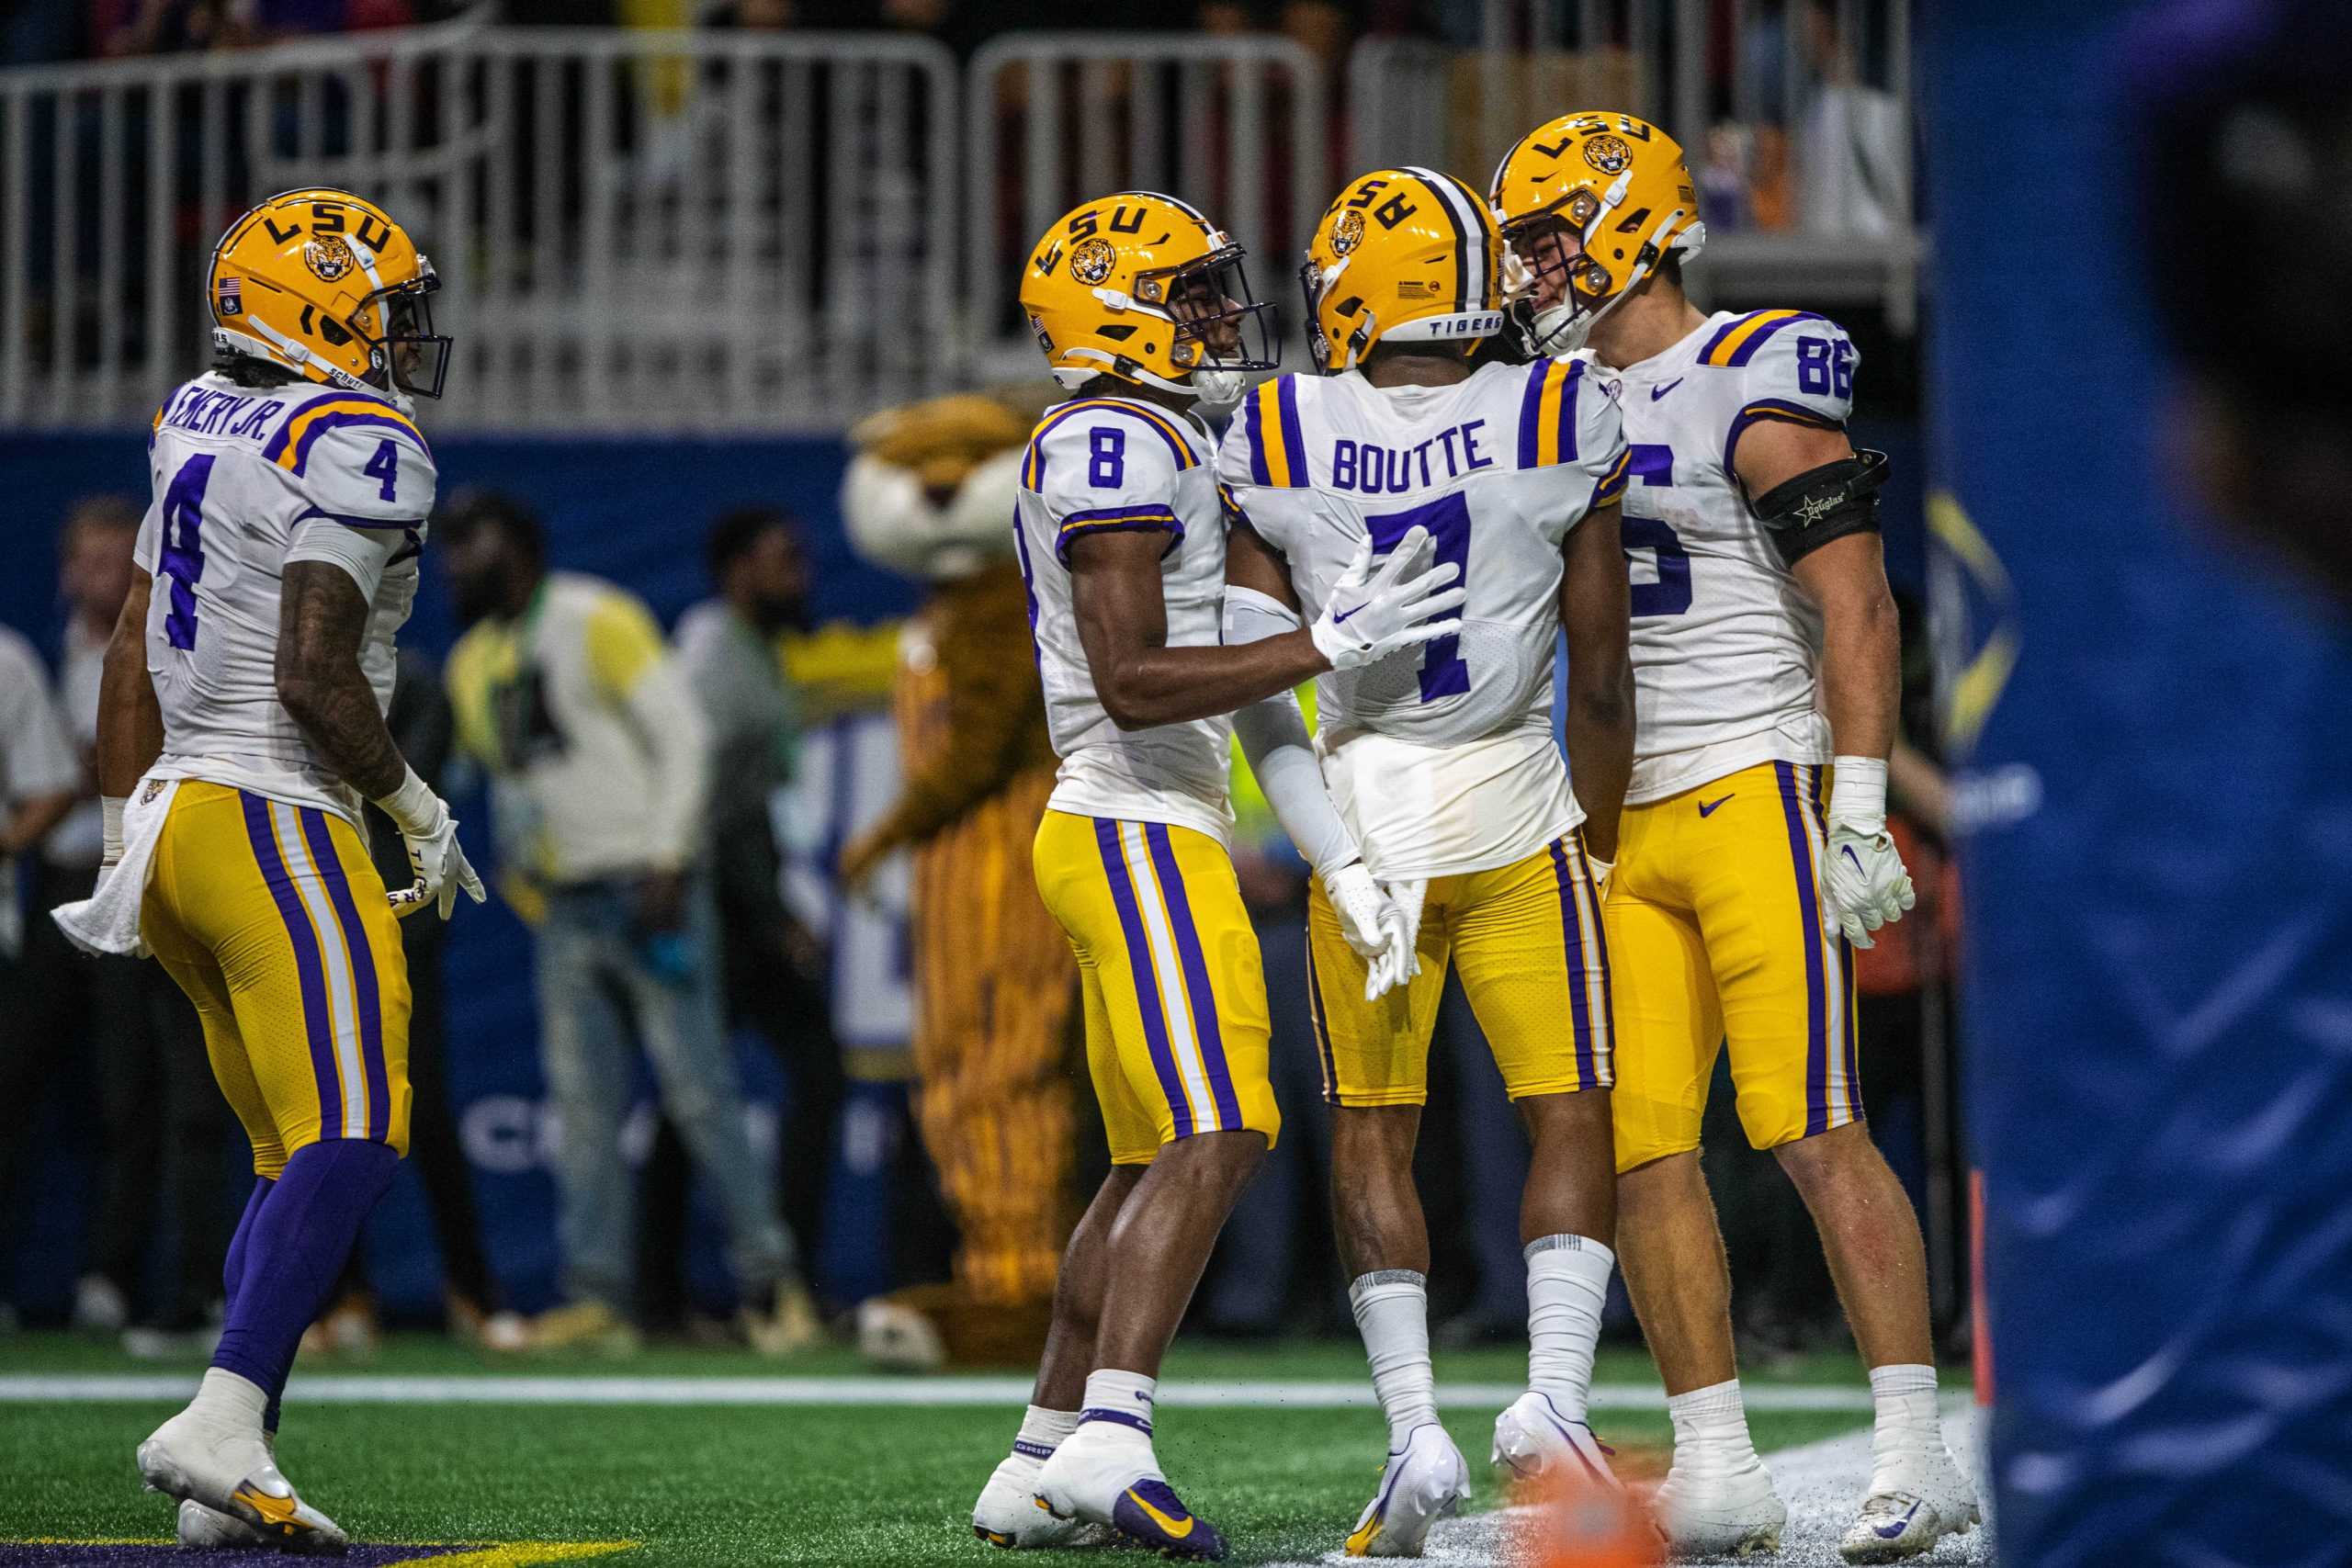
[637,509,845,1322]
[308,648,526,1356]
[439,491,818,1355]
[0,622,81,1330]
[1793,0,1902,237]
[19,501,227,1353]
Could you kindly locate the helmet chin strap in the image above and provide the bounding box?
[1531,222,1707,358]
[1056,347,1240,405]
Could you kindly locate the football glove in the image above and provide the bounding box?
[1324,860,1417,1003]
[1374,875,1429,1001]
[1820,756,1915,950]
[376,767,487,920]
[1309,527,1466,671]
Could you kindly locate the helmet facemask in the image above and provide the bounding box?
[362,257,451,403]
[1140,246,1279,404]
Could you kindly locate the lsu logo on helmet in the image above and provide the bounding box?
[1297,166,1506,374]
[1489,112,1706,355]
[1016,190,1279,404]
[208,187,453,406]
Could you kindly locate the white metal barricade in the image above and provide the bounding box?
[0,24,960,433]
[961,31,1328,386]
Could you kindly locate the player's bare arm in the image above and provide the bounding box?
[1069,522,1459,731]
[1559,498,1634,863]
[95,566,164,802]
[276,559,411,800]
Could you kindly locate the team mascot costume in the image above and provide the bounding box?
[837,389,1080,1367]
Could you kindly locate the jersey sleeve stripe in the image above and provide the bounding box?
[1723,398,1846,475]
[265,390,424,462]
[1553,356,1585,465]
[1276,376,1308,487]
[1053,505,1183,565]
[1521,357,1578,468]
[1518,360,1550,468]
[1023,399,1197,489]
[1253,379,1300,487]
[1242,382,1272,485]
[293,503,420,532]
[1589,446,1632,510]
[275,404,427,475]
[1699,309,1827,367]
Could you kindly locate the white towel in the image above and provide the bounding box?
[51,776,178,960]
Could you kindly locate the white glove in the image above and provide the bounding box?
[1374,875,1428,1001]
[1308,526,1466,671]
[1324,860,1417,1003]
[375,767,488,920]
[1819,756,1915,950]
[1586,853,1614,904]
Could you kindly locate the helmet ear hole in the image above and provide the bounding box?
[319,316,352,346]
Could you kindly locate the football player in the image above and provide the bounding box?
[1490,116,1977,1562]
[1216,168,1636,1557]
[63,188,483,1550]
[967,190,1464,1561]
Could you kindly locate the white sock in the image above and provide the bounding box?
[1525,1235,1613,1422]
[1867,1363,1941,1482]
[1079,1370,1159,1450]
[1013,1404,1080,1464]
[1350,1269,1439,1450]
[187,1367,269,1431]
[1667,1378,1761,1470]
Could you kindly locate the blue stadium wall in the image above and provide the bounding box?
[1926,2,2352,1562]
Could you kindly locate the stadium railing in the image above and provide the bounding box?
[0,5,1919,434]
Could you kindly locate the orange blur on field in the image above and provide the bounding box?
[1518,1461,1668,1568]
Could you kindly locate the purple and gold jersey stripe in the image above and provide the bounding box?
[1054,504,1183,565]
[1241,377,1307,487]
[1090,817,1244,1138]
[1774,761,1857,1136]
[1305,944,1340,1105]
[1142,823,1245,1129]
[1698,309,1826,368]
[1517,356,1584,468]
[1023,397,1199,490]
[1589,446,1632,511]
[1094,818,1199,1136]
[264,391,427,476]
[1722,398,1845,477]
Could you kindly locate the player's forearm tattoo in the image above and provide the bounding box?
[276,560,408,800]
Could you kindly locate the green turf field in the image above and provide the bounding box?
[0,1334,1883,1566]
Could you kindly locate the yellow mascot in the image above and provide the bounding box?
[836,389,1080,1367]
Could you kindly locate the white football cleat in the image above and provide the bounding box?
[1035,1422,1227,1560]
[1652,1450,1786,1560]
[138,1408,348,1554]
[972,1445,1107,1550]
[1491,1392,1623,1496]
[1346,1422,1471,1557]
[1838,1443,1981,1563]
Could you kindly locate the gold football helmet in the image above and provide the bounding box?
[1488,113,1706,354]
[1018,191,1278,403]
[208,187,450,406]
[1298,166,1507,373]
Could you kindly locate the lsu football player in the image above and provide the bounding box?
[1216,168,1636,1557]
[1490,116,1977,1561]
[60,188,483,1550]
[967,190,1465,1561]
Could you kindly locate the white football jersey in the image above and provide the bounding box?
[139,372,437,827]
[1217,359,1628,879]
[1013,393,1233,841]
[1606,309,1856,804]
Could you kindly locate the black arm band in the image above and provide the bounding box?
[1750,448,1891,568]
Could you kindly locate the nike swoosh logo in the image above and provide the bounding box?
[1842,844,1865,873]
[1333,603,1365,625]
[1697,794,1733,817]
[1126,1489,1194,1539]
[1875,1500,1924,1540]
[1650,378,1683,400]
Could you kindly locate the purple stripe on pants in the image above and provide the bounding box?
[1804,768,1861,1120]
[1547,838,1598,1088]
[299,807,391,1143]
[239,792,340,1137]
[1143,823,1244,1130]
[1091,818,1193,1137]
[1774,762,1831,1136]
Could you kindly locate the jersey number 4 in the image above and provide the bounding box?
[1366,492,1471,702]
[157,455,215,650]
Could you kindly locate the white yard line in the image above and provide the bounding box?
[0,1373,1872,1412]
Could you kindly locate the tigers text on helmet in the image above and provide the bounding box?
[1488,113,1706,355]
[1018,191,1279,405]
[208,188,451,408]
[1299,167,1507,374]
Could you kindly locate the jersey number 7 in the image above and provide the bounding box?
[1366,492,1470,703]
